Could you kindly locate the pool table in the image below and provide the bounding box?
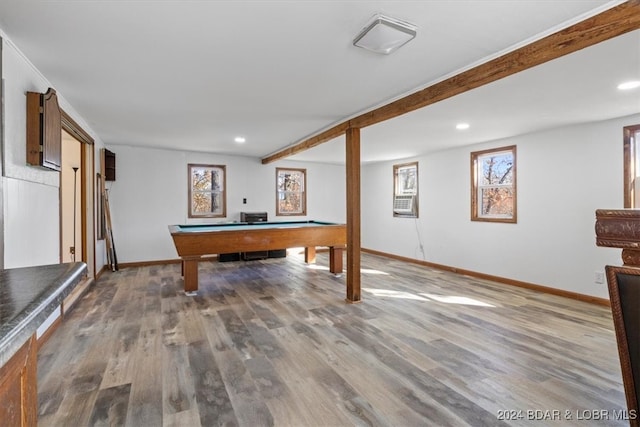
[168,220,346,294]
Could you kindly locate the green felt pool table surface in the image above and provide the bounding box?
[168,220,346,293]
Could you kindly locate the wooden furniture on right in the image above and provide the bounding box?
[596,209,640,426]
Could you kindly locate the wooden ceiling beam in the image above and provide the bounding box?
[261,121,350,164]
[261,1,640,164]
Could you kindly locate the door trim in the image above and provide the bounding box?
[61,110,96,278]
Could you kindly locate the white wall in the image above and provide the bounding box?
[1,34,106,270]
[1,24,634,299]
[2,37,60,268]
[362,114,639,299]
[106,144,346,263]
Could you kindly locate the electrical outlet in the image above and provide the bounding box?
[595,271,605,284]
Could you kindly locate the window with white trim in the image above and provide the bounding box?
[471,145,516,223]
[188,164,226,218]
[393,162,418,218]
[276,167,306,216]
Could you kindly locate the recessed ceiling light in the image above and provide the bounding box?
[618,80,640,90]
[456,123,470,130]
[234,136,246,143]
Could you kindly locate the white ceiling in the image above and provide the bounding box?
[294,28,640,163]
[0,1,637,164]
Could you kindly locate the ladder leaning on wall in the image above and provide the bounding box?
[100,149,118,272]
[102,187,118,272]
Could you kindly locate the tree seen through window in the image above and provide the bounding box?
[188,164,226,218]
[276,168,306,216]
[471,146,516,223]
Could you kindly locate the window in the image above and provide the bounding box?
[276,168,306,216]
[188,164,226,218]
[393,162,418,217]
[471,145,516,223]
[624,124,640,208]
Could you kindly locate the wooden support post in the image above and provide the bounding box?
[345,127,361,303]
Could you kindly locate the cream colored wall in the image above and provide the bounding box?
[61,131,82,263]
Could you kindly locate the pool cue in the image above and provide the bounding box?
[102,191,113,267]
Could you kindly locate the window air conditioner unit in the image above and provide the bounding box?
[394,195,415,214]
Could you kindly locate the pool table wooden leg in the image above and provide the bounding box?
[305,247,316,264]
[329,246,344,274]
[182,257,199,294]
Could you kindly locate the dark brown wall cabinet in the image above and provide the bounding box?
[103,149,116,181]
[26,88,62,171]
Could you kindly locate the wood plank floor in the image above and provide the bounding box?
[37,251,629,426]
